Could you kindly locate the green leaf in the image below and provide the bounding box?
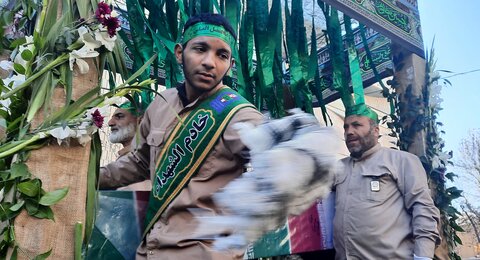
[33,249,52,260]
[25,199,39,215]
[9,38,27,48]
[33,206,54,220]
[10,245,18,260]
[76,0,90,19]
[21,49,33,61]
[446,187,463,199]
[10,162,30,179]
[13,63,25,75]
[445,172,456,181]
[9,201,25,212]
[41,87,101,127]
[3,225,15,243]
[85,132,101,243]
[26,71,52,122]
[17,179,41,197]
[74,222,83,260]
[0,202,21,222]
[451,222,464,232]
[119,54,158,89]
[453,233,462,245]
[39,187,69,206]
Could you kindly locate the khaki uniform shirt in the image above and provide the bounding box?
[333,144,440,259]
[114,144,152,191]
[99,85,263,259]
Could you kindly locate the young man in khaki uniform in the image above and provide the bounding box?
[99,13,263,259]
[333,104,440,260]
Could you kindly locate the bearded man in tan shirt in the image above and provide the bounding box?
[106,102,151,191]
[333,104,440,260]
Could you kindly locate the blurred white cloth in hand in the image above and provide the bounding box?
[193,109,341,251]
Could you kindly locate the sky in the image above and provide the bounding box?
[418,1,480,200]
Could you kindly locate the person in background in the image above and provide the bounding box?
[99,13,263,259]
[106,101,151,191]
[333,104,441,260]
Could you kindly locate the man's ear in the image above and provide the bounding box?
[226,57,235,76]
[174,43,183,64]
[374,125,380,138]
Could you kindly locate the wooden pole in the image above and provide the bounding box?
[13,59,99,259]
[392,44,448,260]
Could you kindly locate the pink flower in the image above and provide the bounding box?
[103,16,120,37]
[91,109,104,128]
[95,2,112,24]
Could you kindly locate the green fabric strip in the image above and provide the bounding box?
[359,24,394,116]
[271,0,285,118]
[321,5,353,109]
[253,0,278,116]
[238,0,255,103]
[143,87,255,236]
[285,0,313,113]
[344,15,365,106]
[181,22,237,49]
[125,0,153,81]
[308,16,330,125]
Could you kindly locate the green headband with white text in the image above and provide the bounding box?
[181,22,236,49]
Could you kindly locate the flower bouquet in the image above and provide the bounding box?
[0,0,154,258]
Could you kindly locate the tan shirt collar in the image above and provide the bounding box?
[177,83,225,108]
[352,143,381,161]
[117,144,132,158]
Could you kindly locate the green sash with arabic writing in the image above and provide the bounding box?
[144,87,255,236]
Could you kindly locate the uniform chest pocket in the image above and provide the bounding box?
[362,172,396,203]
[146,130,166,171]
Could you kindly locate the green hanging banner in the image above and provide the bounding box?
[344,15,365,106]
[315,25,393,104]
[308,15,330,125]
[320,5,353,108]
[320,0,423,57]
[285,0,313,113]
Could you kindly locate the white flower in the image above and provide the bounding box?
[77,134,92,146]
[431,151,451,169]
[69,46,99,74]
[3,74,26,89]
[77,26,102,50]
[111,10,119,17]
[429,81,443,108]
[0,60,13,72]
[0,99,11,109]
[1,74,26,109]
[94,25,117,51]
[428,71,441,83]
[102,96,123,106]
[431,155,441,169]
[50,126,75,145]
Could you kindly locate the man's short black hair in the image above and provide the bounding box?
[183,13,237,40]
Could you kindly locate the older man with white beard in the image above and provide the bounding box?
[104,102,151,191]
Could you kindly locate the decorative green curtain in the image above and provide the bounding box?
[344,15,365,106]
[120,0,373,119]
[308,15,330,125]
[318,2,354,109]
[285,0,313,114]
[252,0,284,118]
